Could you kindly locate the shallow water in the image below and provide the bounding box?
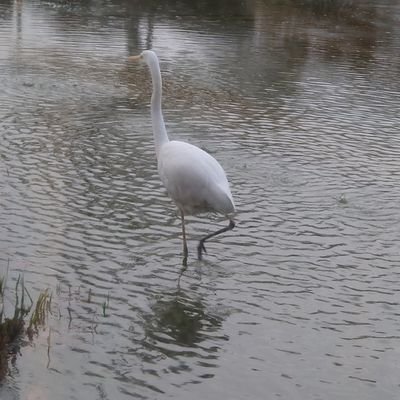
[0,0,400,399]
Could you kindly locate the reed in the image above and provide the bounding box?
[0,273,50,380]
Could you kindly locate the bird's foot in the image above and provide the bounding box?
[197,240,207,260]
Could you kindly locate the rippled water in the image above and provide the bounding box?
[1,0,400,399]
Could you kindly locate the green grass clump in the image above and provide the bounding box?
[27,289,52,334]
[0,272,50,380]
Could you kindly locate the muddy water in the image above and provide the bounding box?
[0,0,400,399]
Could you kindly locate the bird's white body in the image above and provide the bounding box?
[131,50,235,260]
[158,140,235,216]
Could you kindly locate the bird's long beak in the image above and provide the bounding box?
[128,55,141,62]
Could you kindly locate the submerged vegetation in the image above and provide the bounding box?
[0,269,112,381]
[0,271,51,380]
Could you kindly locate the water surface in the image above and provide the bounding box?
[0,0,400,399]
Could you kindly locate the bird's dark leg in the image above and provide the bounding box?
[198,219,235,260]
[180,210,188,266]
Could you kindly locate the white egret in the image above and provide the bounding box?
[129,50,235,261]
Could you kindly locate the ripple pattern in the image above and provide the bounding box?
[1,1,400,400]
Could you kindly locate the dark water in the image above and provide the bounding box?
[1,0,400,399]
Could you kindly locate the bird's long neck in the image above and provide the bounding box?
[148,58,169,158]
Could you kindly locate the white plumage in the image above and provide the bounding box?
[129,50,235,262]
[158,141,234,215]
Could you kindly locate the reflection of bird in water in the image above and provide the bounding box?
[129,50,235,263]
[145,291,224,347]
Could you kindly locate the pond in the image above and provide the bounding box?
[0,0,400,399]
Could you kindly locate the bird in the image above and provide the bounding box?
[129,50,235,262]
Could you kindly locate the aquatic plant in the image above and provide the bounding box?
[27,289,52,335]
[0,273,50,380]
